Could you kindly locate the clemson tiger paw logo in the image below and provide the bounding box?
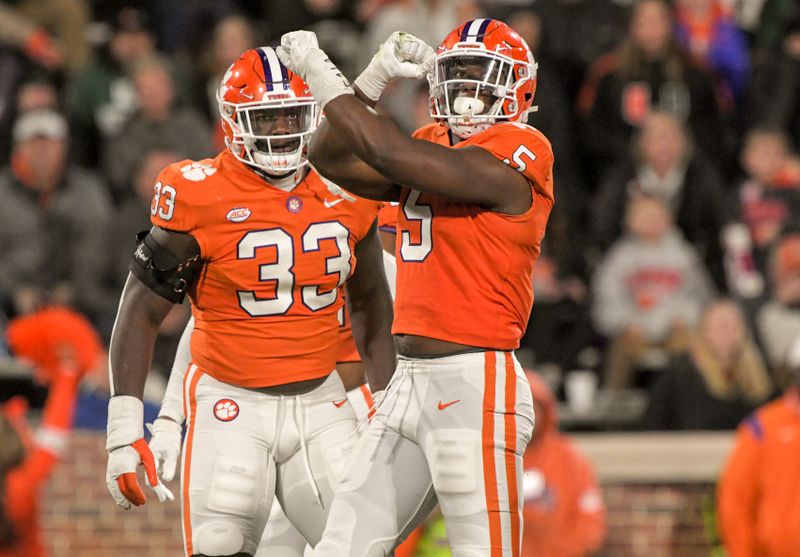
[181,162,217,181]
[213,398,239,422]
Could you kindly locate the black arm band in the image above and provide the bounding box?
[129,230,201,303]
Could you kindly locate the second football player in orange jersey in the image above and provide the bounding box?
[104,47,394,557]
[278,19,553,557]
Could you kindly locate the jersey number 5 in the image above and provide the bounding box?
[400,190,433,262]
[237,222,351,317]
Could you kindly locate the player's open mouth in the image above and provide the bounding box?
[259,138,301,153]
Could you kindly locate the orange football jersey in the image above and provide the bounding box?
[392,122,554,349]
[150,151,381,387]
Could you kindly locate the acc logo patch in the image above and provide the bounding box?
[181,162,217,181]
[226,207,251,223]
[286,195,303,214]
[213,398,240,422]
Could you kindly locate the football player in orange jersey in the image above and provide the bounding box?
[278,19,554,556]
[104,47,396,557]
[146,205,399,556]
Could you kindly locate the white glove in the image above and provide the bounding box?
[106,396,175,509]
[276,31,353,109]
[354,31,435,101]
[146,418,183,482]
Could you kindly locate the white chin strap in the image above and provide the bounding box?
[453,96,485,117]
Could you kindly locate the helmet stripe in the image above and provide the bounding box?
[256,47,273,91]
[462,18,489,42]
[262,48,289,91]
[459,20,474,42]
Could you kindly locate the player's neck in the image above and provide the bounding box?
[253,166,308,192]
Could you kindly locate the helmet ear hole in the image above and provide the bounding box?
[524,93,532,102]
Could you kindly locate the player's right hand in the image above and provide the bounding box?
[146,418,183,482]
[106,395,174,509]
[355,31,434,102]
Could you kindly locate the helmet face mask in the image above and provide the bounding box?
[219,95,319,175]
[429,19,537,140]
[217,47,321,176]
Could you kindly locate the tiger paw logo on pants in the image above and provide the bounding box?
[213,398,240,421]
[181,162,217,181]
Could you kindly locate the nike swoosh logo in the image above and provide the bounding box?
[333,399,348,408]
[324,198,344,208]
[437,400,460,411]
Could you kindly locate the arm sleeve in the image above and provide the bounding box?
[158,316,193,424]
[717,419,761,557]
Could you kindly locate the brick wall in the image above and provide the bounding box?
[43,431,183,557]
[41,432,720,557]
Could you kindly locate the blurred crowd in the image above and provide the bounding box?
[0,0,799,435]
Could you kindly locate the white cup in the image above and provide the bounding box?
[565,370,597,415]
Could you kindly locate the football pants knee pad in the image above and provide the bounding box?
[193,521,246,556]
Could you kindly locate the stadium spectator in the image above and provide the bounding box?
[0,110,114,324]
[578,0,728,177]
[521,370,607,557]
[757,230,800,389]
[102,54,211,198]
[592,195,714,388]
[0,2,65,72]
[0,307,95,557]
[65,6,156,167]
[192,14,257,152]
[593,110,728,288]
[359,0,481,73]
[674,0,750,107]
[727,128,800,276]
[193,14,257,121]
[749,12,800,151]
[645,299,772,430]
[717,351,800,557]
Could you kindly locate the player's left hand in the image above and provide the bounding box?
[276,30,320,81]
[146,418,183,482]
[277,31,353,108]
[354,31,435,101]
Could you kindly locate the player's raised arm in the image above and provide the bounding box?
[280,30,544,215]
[344,220,395,392]
[307,32,432,202]
[309,117,401,202]
[106,226,200,509]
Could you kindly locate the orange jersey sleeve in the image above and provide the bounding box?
[150,152,382,387]
[392,123,554,349]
